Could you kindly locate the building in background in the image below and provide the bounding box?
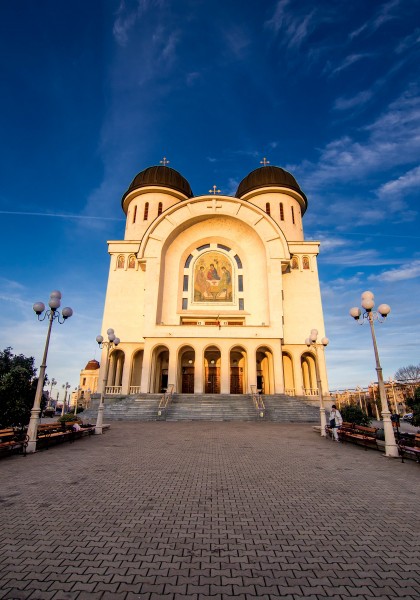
[71,359,99,410]
[97,162,329,399]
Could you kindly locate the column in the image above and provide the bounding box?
[194,346,204,393]
[220,346,230,394]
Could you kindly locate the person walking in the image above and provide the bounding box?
[329,404,343,441]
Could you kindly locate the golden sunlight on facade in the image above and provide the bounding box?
[97,162,329,400]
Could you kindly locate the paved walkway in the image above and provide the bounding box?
[0,422,419,600]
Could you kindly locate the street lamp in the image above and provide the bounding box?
[305,329,329,437]
[95,329,120,434]
[62,382,71,416]
[27,291,73,454]
[47,378,57,409]
[349,290,398,458]
[74,386,81,415]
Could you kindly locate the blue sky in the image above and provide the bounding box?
[1,0,419,395]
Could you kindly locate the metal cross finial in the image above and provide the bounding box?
[209,185,221,195]
[160,157,170,166]
[260,157,270,167]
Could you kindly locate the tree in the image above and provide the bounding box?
[406,386,420,427]
[340,405,371,426]
[0,347,46,428]
[394,364,420,382]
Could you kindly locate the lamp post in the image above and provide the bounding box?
[61,382,71,416]
[46,377,57,410]
[349,291,398,458]
[305,329,329,437]
[27,291,73,454]
[95,329,120,435]
[73,386,81,415]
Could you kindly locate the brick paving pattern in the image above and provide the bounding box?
[0,421,419,599]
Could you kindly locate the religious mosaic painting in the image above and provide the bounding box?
[193,251,233,302]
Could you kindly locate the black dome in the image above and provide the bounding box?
[122,165,193,204]
[236,166,307,210]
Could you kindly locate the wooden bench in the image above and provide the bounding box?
[36,422,94,449]
[398,433,420,463]
[339,423,378,450]
[0,428,28,457]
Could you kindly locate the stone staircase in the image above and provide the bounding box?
[81,393,321,423]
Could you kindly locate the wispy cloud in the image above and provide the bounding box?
[333,90,373,111]
[299,85,420,192]
[376,164,420,199]
[349,0,401,40]
[396,27,420,53]
[368,260,420,283]
[326,53,371,77]
[0,211,124,221]
[265,0,318,49]
[113,0,166,47]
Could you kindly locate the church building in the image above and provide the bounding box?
[97,161,329,399]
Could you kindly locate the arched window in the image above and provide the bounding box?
[143,202,149,220]
[132,205,137,224]
[266,202,271,215]
[291,206,295,224]
[303,256,310,270]
[279,203,284,221]
[117,255,125,269]
[128,256,136,269]
[291,256,299,270]
[158,202,163,216]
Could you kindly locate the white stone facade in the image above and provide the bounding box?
[98,165,329,398]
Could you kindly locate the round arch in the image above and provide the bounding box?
[256,346,275,395]
[204,345,221,394]
[282,351,295,395]
[150,345,170,394]
[229,345,247,394]
[177,345,196,393]
[301,351,317,395]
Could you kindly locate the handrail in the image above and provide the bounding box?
[250,385,265,418]
[157,384,174,418]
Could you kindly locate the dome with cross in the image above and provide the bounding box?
[235,165,307,213]
[122,164,194,205]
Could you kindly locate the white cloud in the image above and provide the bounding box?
[265,0,318,49]
[396,27,420,53]
[368,260,420,283]
[376,165,420,198]
[349,0,401,40]
[326,53,371,76]
[333,90,373,111]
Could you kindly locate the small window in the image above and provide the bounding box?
[197,244,210,251]
[182,298,188,309]
[280,203,284,221]
[117,255,125,269]
[183,275,188,291]
[239,298,244,310]
[234,254,242,268]
[132,205,137,224]
[185,254,193,268]
[158,202,163,216]
[238,275,243,292]
[128,256,136,269]
[82,378,86,385]
[217,244,231,251]
[303,256,310,270]
[266,202,271,215]
[291,256,299,270]
[144,202,149,220]
[291,206,295,224]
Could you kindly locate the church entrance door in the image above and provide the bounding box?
[230,367,243,394]
[205,367,220,393]
[182,369,195,393]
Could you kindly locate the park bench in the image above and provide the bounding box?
[397,433,420,463]
[36,422,95,449]
[0,428,28,457]
[326,421,379,450]
[339,423,379,450]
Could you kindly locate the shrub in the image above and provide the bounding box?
[340,405,371,426]
[58,413,81,424]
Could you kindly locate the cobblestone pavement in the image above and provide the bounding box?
[0,422,419,600]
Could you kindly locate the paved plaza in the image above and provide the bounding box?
[0,421,419,600]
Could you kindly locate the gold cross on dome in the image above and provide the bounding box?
[160,157,170,166]
[209,185,221,195]
[260,157,270,166]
